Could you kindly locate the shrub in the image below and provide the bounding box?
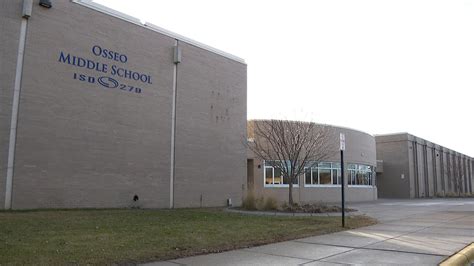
[445,191,457,197]
[263,197,278,210]
[255,197,265,210]
[279,201,355,213]
[242,195,284,211]
[242,193,257,210]
[280,202,301,212]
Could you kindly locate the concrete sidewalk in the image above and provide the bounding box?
[146,199,474,265]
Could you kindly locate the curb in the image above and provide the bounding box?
[224,208,361,217]
[439,242,474,266]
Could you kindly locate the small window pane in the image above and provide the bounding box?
[265,168,273,184]
[319,162,331,168]
[274,168,282,184]
[320,169,331,184]
[312,168,318,184]
[274,167,282,178]
[292,175,299,185]
[266,160,277,167]
[305,168,311,184]
[332,169,340,184]
[274,176,282,184]
[356,172,363,185]
[351,171,356,185]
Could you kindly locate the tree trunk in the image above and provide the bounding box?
[288,180,293,206]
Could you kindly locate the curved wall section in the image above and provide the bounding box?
[247,120,377,204]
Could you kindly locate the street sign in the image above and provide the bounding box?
[340,133,345,151]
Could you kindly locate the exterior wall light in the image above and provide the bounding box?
[39,0,52,8]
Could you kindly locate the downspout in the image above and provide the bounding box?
[440,150,445,193]
[432,148,437,195]
[169,40,181,208]
[5,0,31,209]
[413,141,419,198]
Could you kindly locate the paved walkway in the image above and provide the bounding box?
[146,198,474,265]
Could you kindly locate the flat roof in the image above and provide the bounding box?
[71,0,246,64]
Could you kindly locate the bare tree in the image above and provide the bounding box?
[247,119,335,205]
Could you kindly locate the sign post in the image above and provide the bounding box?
[340,133,345,228]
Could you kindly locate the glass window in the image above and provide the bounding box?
[265,167,273,185]
[356,171,364,185]
[332,169,340,185]
[304,161,342,186]
[319,169,331,184]
[264,161,298,186]
[319,162,332,168]
[304,168,311,184]
[291,176,299,185]
[274,167,282,184]
[312,168,318,184]
[347,163,374,186]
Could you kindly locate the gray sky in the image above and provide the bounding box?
[95,0,474,157]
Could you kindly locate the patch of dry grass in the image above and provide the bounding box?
[0,209,375,264]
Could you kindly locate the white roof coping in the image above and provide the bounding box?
[71,0,246,64]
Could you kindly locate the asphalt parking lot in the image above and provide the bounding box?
[147,198,474,265]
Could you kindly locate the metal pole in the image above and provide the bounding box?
[341,150,345,227]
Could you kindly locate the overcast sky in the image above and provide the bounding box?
[95,0,474,157]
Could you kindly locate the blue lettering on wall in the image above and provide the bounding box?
[91,45,128,63]
[59,51,109,73]
[73,73,142,94]
[98,76,119,88]
[110,65,152,84]
[58,45,152,95]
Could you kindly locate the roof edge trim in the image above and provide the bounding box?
[71,0,246,64]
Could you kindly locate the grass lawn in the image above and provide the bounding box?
[0,208,376,264]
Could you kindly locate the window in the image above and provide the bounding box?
[319,169,331,184]
[265,167,273,184]
[264,160,298,187]
[274,167,282,184]
[304,162,341,186]
[305,168,311,184]
[304,162,374,187]
[332,169,341,185]
[348,164,374,186]
[264,160,375,188]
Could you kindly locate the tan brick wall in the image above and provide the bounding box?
[173,42,247,208]
[1,0,246,209]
